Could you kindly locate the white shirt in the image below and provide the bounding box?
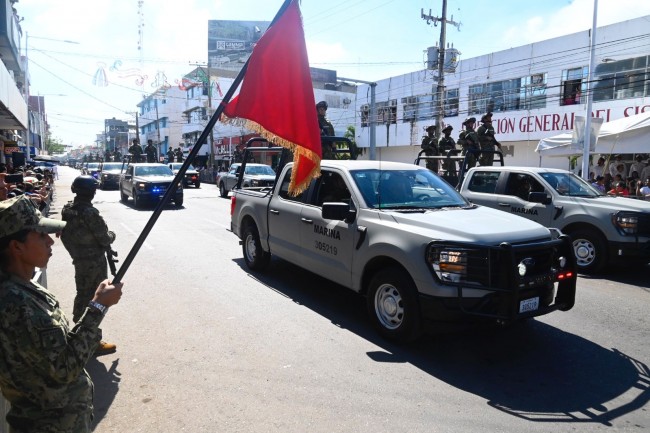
[641,166,650,183]
[590,164,605,178]
[609,161,626,179]
[639,185,650,199]
[629,161,645,178]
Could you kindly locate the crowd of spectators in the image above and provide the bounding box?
[0,162,55,212]
[588,154,650,199]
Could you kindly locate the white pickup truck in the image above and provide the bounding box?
[230,159,576,342]
[458,166,650,273]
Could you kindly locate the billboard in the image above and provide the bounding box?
[208,20,271,71]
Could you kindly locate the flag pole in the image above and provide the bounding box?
[112,0,294,285]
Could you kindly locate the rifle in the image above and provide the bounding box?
[106,248,119,277]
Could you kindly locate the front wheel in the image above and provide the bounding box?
[219,182,228,198]
[120,188,128,202]
[568,228,607,273]
[195,182,201,188]
[367,267,422,342]
[242,224,270,271]
[133,190,141,208]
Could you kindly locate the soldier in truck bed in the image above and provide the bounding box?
[421,125,439,172]
[477,112,501,166]
[459,117,480,169]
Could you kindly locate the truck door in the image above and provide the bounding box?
[267,168,307,265]
[497,172,554,226]
[299,170,355,287]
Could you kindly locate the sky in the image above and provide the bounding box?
[16,0,650,149]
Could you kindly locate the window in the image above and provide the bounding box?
[467,171,499,193]
[443,88,459,117]
[505,173,544,201]
[560,67,587,106]
[468,84,487,115]
[278,168,307,202]
[593,56,649,101]
[520,73,547,110]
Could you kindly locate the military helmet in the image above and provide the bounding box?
[463,116,476,125]
[442,125,453,132]
[316,100,328,110]
[71,175,98,195]
[481,112,493,122]
[425,125,436,132]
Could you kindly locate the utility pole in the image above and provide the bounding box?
[422,1,460,140]
[154,99,161,159]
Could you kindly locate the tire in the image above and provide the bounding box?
[133,190,141,208]
[366,267,422,342]
[242,223,270,271]
[219,182,228,198]
[174,196,183,208]
[120,187,128,203]
[195,182,200,188]
[568,228,607,273]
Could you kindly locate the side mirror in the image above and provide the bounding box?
[322,202,355,223]
[529,191,551,205]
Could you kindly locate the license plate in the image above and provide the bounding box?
[519,297,539,313]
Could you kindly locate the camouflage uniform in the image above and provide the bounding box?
[421,128,439,172]
[318,114,336,160]
[145,143,157,163]
[61,198,115,322]
[477,113,501,166]
[0,271,103,432]
[463,122,480,169]
[128,143,143,163]
[438,133,457,174]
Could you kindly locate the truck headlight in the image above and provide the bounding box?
[426,245,467,282]
[612,212,638,235]
[250,179,260,186]
[136,182,147,190]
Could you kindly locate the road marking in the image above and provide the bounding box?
[120,222,154,250]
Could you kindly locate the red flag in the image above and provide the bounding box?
[223,0,321,195]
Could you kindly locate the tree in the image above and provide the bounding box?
[338,125,361,160]
[44,133,66,155]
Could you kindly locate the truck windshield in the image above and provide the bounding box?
[135,166,173,176]
[350,169,468,209]
[540,172,602,197]
[246,165,275,175]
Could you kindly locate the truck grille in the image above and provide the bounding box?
[637,213,650,237]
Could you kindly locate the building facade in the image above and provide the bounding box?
[355,15,650,170]
[137,86,185,162]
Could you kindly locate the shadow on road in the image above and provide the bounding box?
[238,258,649,427]
[86,357,121,428]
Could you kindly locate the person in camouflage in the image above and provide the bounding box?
[0,195,123,432]
[421,125,439,172]
[128,138,143,163]
[61,175,117,355]
[145,139,158,163]
[317,101,336,160]
[477,112,501,166]
[438,125,457,175]
[460,117,480,169]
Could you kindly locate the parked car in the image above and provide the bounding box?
[219,163,276,197]
[98,161,125,190]
[168,162,200,188]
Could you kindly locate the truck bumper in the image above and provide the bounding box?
[608,239,650,263]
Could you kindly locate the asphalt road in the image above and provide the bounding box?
[42,165,649,433]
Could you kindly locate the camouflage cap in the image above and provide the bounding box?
[0,195,66,239]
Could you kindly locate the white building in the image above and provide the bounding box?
[137,86,185,160]
[355,15,650,170]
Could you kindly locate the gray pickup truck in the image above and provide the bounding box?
[219,163,276,197]
[230,159,576,342]
[458,166,650,273]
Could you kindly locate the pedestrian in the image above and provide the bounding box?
[608,154,626,179]
[477,112,501,166]
[629,155,645,179]
[591,175,606,193]
[128,138,143,163]
[420,125,439,172]
[438,124,456,175]
[637,177,650,199]
[145,139,157,163]
[316,100,336,159]
[590,156,606,179]
[0,195,123,432]
[460,117,480,169]
[607,181,630,197]
[167,147,175,164]
[60,175,118,355]
[174,147,184,162]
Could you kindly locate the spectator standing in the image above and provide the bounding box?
[629,155,645,179]
[640,159,650,184]
[590,156,606,178]
[636,178,650,199]
[608,154,626,179]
